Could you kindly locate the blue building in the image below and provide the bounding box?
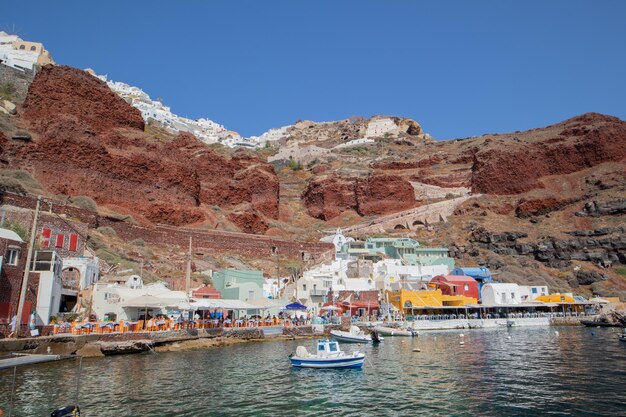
[450,266,492,295]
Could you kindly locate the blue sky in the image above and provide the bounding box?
[2,1,625,138]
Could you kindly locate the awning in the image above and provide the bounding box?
[190,299,257,310]
[248,298,283,309]
[122,294,186,308]
[284,302,308,310]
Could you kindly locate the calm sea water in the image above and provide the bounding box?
[1,326,625,416]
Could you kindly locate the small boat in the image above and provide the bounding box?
[372,326,417,337]
[330,326,373,343]
[619,332,626,342]
[289,339,365,369]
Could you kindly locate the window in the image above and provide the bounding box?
[4,248,20,266]
[464,284,469,291]
[69,234,78,251]
[531,288,538,294]
[511,292,515,299]
[30,46,37,51]
[329,343,338,352]
[56,234,65,248]
[302,284,307,291]
[41,227,51,248]
[19,45,25,50]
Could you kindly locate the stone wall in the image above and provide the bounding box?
[1,191,335,261]
[0,64,35,104]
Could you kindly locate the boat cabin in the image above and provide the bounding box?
[317,339,341,356]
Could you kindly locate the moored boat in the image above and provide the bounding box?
[372,326,417,337]
[330,326,373,343]
[289,339,365,369]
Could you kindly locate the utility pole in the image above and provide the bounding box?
[14,196,41,338]
[185,236,192,297]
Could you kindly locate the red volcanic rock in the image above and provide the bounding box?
[472,113,626,194]
[22,65,145,134]
[228,209,270,234]
[302,176,357,220]
[2,67,279,233]
[515,198,572,218]
[140,203,206,226]
[302,175,415,220]
[355,175,415,216]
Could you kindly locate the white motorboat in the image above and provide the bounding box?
[289,339,365,369]
[372,326,417,337]
[330,326,373,343]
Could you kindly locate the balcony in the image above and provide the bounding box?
[310,289,328,296]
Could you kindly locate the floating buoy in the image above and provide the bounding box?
[459,334,465,338]
[507,335,512,340]
[460,341,465,345]
[555,331,559,336]
[413,348,421,352]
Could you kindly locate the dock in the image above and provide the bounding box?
[0,354,78,370]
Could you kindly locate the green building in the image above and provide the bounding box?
[212,269,264,302]
[340,237,454,270]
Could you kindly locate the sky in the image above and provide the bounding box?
[1,1,625,139]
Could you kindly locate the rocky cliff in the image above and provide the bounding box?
[0,65,279,233]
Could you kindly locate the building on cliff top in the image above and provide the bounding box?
[0,32,54,72]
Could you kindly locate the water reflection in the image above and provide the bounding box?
[0,327,624,416]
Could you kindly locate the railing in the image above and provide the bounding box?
[309,289,328,296]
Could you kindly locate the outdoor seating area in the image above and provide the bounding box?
[51,316,312,335]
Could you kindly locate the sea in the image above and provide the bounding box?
[1,326,625,416]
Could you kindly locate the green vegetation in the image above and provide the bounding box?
[615,266,626,278]
[3,220,28,241]
[288,159,303,171]
[0,82,16,101]
[70,195,98,211]
[0,170,43,195]
[132,238,146,247]
[96,226,117,237]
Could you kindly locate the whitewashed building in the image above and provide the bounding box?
[91,276,188,321]
[481,283,524,306]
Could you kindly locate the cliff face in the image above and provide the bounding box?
[302,174,415,220]
[471,114,626,194]
[2,65,279,233]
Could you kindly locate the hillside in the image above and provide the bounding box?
[0,63,624,297]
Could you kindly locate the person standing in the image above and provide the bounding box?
[8,315,17,338]
[29,311,37,330]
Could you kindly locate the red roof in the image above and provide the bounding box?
[191,286,221,299]
[432,274,477,283]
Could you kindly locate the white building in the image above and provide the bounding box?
[519,285,549,302]
[320,228,354,255]
[62,257,100,293]
[30,251,63,325]
[0,32,54,72]
[87,71,263,148]
[373,259,449,292]
[481,283,524,306]
[91,276,188,321]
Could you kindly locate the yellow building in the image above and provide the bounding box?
[11,40,55,66]
[535,294,576,303]
[386,288,477,312]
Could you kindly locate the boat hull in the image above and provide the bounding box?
[372,326,416,337]
[290,355,365,369]
[330,330,372,343]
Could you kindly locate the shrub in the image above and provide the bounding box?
[615,267,626,278]
[70,195,98,211]
[0,169,43,194]
[96,226,117,237]
[288,159,302,171]
[3,221,28,241]
[132,238,146,247]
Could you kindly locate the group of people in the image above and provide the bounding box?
[4,311,38,338]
